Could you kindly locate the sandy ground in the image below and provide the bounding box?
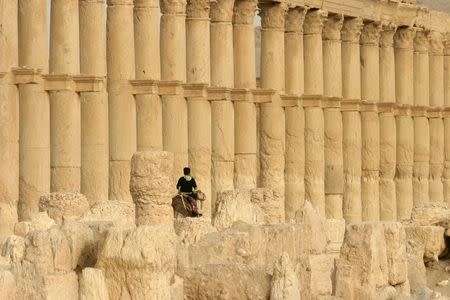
[426,259,450,296]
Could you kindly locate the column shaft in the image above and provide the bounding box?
[394,27,415,219]
[160,0,188,182]
[379,25,397,220]
[186,0,212,214]
[134,0,162,151]
[0,0,19,238]
[413,29,430,205]
[303,9,327,216]
[18,0,51,220]
[444,35,450,203]
[233,0,257,191]
[360,22,381,221]
[80,0,109,203]
[50,0,81,192]
[322,14,343,219]
[284,7,305,220]
[107,0,136,201]
[342,17,363,223]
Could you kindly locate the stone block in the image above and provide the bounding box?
[174,217,217,245]
[0,270,15,299]
[39,192,89,224]
[325,218,345,253]
[79,268,109,300]
[14,212,56,237]
[270,253,301,300]
[309,254,337,298]
[296,201,328,254]
[80,200,135,228]
[43,272,78,300]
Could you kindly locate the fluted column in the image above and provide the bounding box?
[303,9,327,215]
[413,29,430,205]
[341,17,363,223]
[210,0,234,213]
[80,0,108,203]
[428,31,445,203]
[18,0,50,220]
[160,0,188,182]
[259,1,288,220]
[187,0,212,214]
[0,0,19,237]
[50,0,81,193]
[233,0,257,190]
[134,0,162,151]
[379,24,397,221]
[394,26,415,219]
[107,0,136,201]
[444,34,450,203]
[285,7,306,220]
[322,13,343,219]
[360,22,381,221]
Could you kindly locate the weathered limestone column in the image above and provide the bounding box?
[0,0,19,236]
[284,7,306,220]
[341,17,363,223]
[186,0,212,214]
[210,0,235,213]
[134,0,162,151]
[428,31,445,203]
[18,0,50,220]
[379,24,397,221]
[80,0,109,203]
[259,1,288,220]
[360,22,381,221]
[233,0,257,190]
[444,35,450,203]
[412,29,430,205]
[303,9,327,215]
[322,13,344,219]
[394,26,415,219]
[107,0,136,201]
[160,0,188,181]
[49,0,81,192]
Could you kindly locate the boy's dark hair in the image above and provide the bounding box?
[183,167,191,175]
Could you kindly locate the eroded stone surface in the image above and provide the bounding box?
[39,192,89,225]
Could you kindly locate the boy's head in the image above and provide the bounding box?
[183,167,191,175]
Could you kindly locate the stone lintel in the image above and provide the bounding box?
[322,96,341,108]
[377,102,396,113]
[207,87,231,101]
[182,83,208,98]
[73,76,105,92]
[411,106,428,117]
[230,88,253,102]
[129,79,159,95]
[251,88,276,103]
[302,94,323,107]
[360,101,378,112]
[427,107,443,118]
[158,80,184,95]
[12,67,42,84]
[442,107,450,118]
[280,94,300,107]
[43,74,75,91]
[394,104,412,116]
[340,99,361,112]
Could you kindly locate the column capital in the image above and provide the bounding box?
[341,17,363,43]
[413,28,429,53]
[303,9,328,35]
[210,0,234,22]
[360,22,381,46]
[322,13,343,41]
[285,7,306,33]
[233,0,257,25]
[259,2,289,30]
[186,0,211,18]
[160,0,187,14]
[134,0,158,8]
[394,26,415,50]
[428,31,444,56]
[380,23,397,48]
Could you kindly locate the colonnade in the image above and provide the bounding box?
[1,0,450,240]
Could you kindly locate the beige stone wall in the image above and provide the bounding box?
[2,0,450,231]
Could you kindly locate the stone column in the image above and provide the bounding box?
[413,29,430,205]
[80,0,109,203]
[394,26,415,220]
[233,0,257,190]
[186,0,212,214]
[444,34,450,203]
[210,0,235,213]
[303,9,327,215]
[341,17,363,223]
[49,0,81,192]
[428,31,445,203]
[284,7,306,220]
[160,0,188,182]
[322,13,344,219]
[0,0,18,237]
[134,0,162,151]
[379,24,397,221]
[360,22,381,221]
[18,0,50,220]
[107,0,136,201]
[259,1,288,220]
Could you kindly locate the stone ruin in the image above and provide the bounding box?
[2,0,450,298]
